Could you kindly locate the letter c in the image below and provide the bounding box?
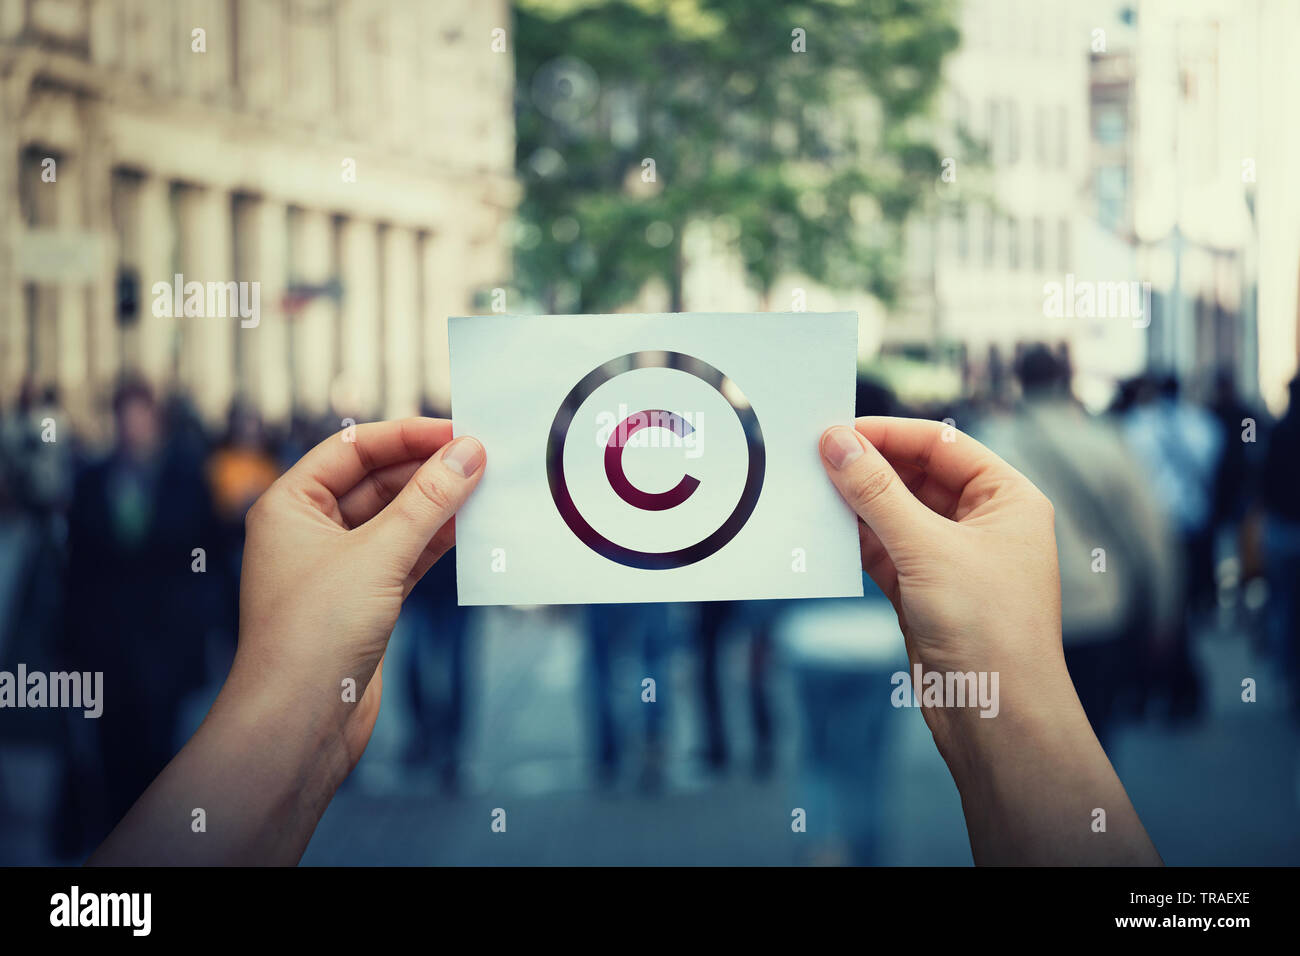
[604,409,699,511]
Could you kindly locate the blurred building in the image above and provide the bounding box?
[0,0,517,432]
[1129,0,1300,413]
[904,0,1094,402]
[905,0,1300,411]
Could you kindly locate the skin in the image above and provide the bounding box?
[90,415,1159,866]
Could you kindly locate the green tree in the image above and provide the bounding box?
[513,0,961,314]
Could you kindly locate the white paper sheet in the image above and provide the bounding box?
[448,312,865,606]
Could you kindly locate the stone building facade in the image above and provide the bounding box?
[0,0,517,430]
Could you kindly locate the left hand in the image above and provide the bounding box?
[227,417,485,771]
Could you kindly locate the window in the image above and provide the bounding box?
[983,206,997,267]
[1006,101,1020,165]
[1056,104,1069,168]
[986,100,1003,165]
[1096,166,1127,231]
[1034,104,1048,166]
[1094,104,1127,146]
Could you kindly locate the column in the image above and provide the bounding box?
[239,197,291,424]
[83,132,118,405]
[336,217,382,417]
[17,148,59,393]
[288,207,334,416]
[421,228,469,411]
[133,173,175,392]
[52,156,89,405]
[381,226,419,418]
[178,184,235,426]
[0,100,21,400]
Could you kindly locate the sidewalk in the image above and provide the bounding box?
[301,608,1299,865]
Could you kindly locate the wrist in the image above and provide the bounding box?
[928,656,1088,790]
[926,657,1136,865]
[213,656,355,816]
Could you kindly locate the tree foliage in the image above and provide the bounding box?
[512,0,961,313]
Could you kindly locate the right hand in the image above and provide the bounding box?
[818,417,1071,751]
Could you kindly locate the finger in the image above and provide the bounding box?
[285,418,454,500]
[357,436,485,576]
[852,417,1009,498]
[336,460,422,529]
[821,425,940,558]
[893,460,962,520]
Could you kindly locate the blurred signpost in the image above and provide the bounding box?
[282,278,343,317]
[13,228,105,283]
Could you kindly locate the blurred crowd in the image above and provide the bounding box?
[0,348,1297,864]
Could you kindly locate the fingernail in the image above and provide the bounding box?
[441,437,484,477]
[822,426,865,470]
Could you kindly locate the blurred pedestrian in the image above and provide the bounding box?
[1261,375,1300,710]
[585,601,672,789]
[976,347,1183,745]
[1119,373,1223,722]
[1123,375,1224,613]
[402,548,472,792]
[59,379,220,853]
[206,401,280,666]
[0,381,76,850]
[780,378,907,864]
[694,598,778,778]
[780,593,904,864]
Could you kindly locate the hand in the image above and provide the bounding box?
[231,417,484,768]
[819,417,1064,744]
[90,418,484,865]
[820,417,1160,865]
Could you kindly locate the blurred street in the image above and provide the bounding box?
[290,607,1300,867]
[1,596,1295,866]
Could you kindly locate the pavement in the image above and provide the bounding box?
[1,602,1295,865]
[298,605,1300,866]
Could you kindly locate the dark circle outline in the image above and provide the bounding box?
[546,350,766,570]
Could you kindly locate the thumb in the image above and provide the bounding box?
[820,425,936,556]
[361,435,486,575]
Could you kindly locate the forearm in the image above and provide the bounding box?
[933,664,1162,866]
[87,678,350,866]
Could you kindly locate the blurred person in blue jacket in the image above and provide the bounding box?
[585,601,673,789]
[1123,375,1224,611]
[402,544,472,792]
[778,379,908,864]
[1119,373,1224,722]
[401,403,474,792]
[694,598,778,778]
